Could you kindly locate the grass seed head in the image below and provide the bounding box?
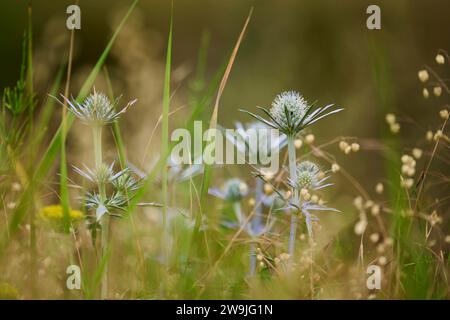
[433,86,442,97]
[436,53,445,64]
[418,69,429,82]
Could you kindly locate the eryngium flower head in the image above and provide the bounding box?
[288,160,333,192]
[112,169,140,192]
[73,162,126,185]
[223,179,248,202]
[59,91,136,126]
[240,90,343,136]
[209,178,248,202]
[223,121,287,165]
[270,91,308,131]
[296,161,320,189]
[84,191,128,221]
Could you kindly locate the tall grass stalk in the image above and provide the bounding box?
[24,5,38,297]
[161,3,173,277]
[60,17,76,233]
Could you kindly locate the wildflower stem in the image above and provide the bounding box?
[249,241,256,276]
[233,202,256,276]
[287,135,299,258]
[100,211,109,299]
[248,178,263,277]
[233,202,244,226]
[92,125,109,299]
[253,178,263,227]
[93,126,103,169]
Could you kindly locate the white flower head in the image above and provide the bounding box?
[287,160,333,192]
[223,121,287,166]
[240,90,343,136]
[270,91,309,131]
[73,162,126,185]
[209,178,248,202]
[296,161,320,189]
[59,90,136,127]
[223,178,248,202]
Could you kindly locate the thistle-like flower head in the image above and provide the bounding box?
[73,162,125,185]
[223,178,248,202]
[79,165,141,222]
[95,163,115,185]
[223,121,287,165]
[112,169,140,192]
[287,160,333,192]
[296,161,320,189]
[59,90,136,127]
[240,90,343,136]
[209,178,248,202]
[270,91,308,132]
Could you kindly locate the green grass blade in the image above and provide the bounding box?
[161,4,173,270]
[61,26,76,233]
[33,64,64,150]
[104,67,127,169]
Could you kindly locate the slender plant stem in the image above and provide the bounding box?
[233,202,256,276]
[249,241,256,276]
[100,209,110,299]
[287,136,299,258]
[93,126,103,169]
[247,178,264,277]
[253,178,263,228]
[93,126,109,299]
[60,18,76,233]
[233,202,244,226]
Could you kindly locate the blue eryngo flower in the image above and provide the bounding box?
[112,169,141,192]
[223,121,287,165]
[290,160,332,191]
[85,191,125,221]
[73,162,127,185]
[167,157,204,183]
[59,90,136,127]
[73,163,144,221]
[240,91,343,136]
[296,161,320,189]
[285,160,338,237]
[209,178,248,202]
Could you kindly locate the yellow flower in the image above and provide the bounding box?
[0,282,19,300]
[39,205,84,221]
